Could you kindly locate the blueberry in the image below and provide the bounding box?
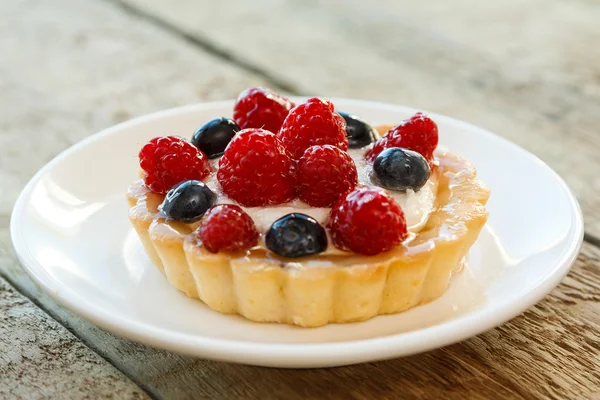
[372,147,430,192]
[338,111,379,149]
[191,117,240,158]
[161,180,216,223]
[265,214,328,258]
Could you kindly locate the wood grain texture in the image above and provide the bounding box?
[0,277,148,400]
[119,0,600,238]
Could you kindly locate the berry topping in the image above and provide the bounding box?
[366,112,438,162]
[198,204,259,253]
[372,148,430,192]
[338,111,380,149]
[265,213,328,258]
[297,145,358,207]
[217,128,296,207]
[278,97,348,159]
[192,117,240,159]
[161,180,216,223]
[233,87,295,133]
[139,136,211,194]
[327,187,408,255]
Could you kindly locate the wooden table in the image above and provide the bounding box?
[2,0,599,398]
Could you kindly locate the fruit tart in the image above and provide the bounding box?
[127,88,490,327]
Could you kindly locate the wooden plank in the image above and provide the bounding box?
[0,277,149,400]
[119,0,600,238]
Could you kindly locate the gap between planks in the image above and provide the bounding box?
[103,0,302,95]
[584,232,600,250]
[0,271,161,400]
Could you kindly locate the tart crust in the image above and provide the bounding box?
[127,147,489,327]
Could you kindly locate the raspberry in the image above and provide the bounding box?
[297,145,358,207]
[366,112,438,162]
[217,128,296,207]
[278,97,348,159]
[327,187,408,255]
[233,87,295,133]
[139,136,211,194]
[198,204,259,253]
[367,136,388,162]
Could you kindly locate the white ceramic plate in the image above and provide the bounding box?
[11,99,583,368]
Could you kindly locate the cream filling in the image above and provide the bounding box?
[203,148,438,235]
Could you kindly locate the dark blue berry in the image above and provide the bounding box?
[192,117,240,158]
[338,111,379,149]
[161,180,216,223]
[372,147,430,192]
[265,214,328,258]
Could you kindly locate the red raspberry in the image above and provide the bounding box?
[366,112,438,162]
[297,145,358,207]
[198,204,259,253]
[366,136,388,162]
[278,97,348,159]
[139,136,210,194]
[233,87,295,133]
[327,187,408,255]
[217,128,296,207]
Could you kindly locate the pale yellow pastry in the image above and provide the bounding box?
[127,123,489,327]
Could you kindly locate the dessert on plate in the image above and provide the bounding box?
[127,87,490,327]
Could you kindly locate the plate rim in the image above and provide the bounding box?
[10,98,584,367]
